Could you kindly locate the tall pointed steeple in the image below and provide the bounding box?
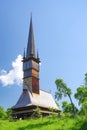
[26,15,36,58]
[23,16,40,94]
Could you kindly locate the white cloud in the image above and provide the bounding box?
[0,55,23,86]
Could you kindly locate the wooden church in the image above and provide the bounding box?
[12,16,60,119]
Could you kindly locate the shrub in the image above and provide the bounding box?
[0,106,7,119]
[31,107,42,119]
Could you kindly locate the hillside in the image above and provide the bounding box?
[0,115,87,130]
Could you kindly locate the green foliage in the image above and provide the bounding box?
[74,85,87,105]
[31,107,42,119]
[55,78,75,116]
[0,106,12,120]
[75,73,87,116]
[62,101,72,113]
[6,107,12,120]
[78,100,87,116]
[84,73,87,86]
[0,106,7,119]
[0,115,87,130]
[55,79,72,100]
[62,101,78,117]
[75,73,87,105]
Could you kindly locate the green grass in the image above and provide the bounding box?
[0,115,87,130]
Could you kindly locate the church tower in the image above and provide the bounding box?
[12,16,60,119]
[23,16,40,94]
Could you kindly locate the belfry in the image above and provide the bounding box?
[12,16,60,119]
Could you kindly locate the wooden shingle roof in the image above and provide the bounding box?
[13,89,60,110]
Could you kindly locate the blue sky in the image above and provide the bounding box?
[0,0,87,109]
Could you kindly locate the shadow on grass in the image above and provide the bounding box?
[18,120,52,130]
[80,120,87,130]
[70,119,87,130]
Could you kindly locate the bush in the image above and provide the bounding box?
[79,100,87,116]
[31,107,42,119]
[0,106,7,119]
[6,108,12,120]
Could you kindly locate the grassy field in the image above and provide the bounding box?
[0,115,87,130]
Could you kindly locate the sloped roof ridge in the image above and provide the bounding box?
[40,89,51,94]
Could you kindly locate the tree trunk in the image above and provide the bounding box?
[68,94,75,116]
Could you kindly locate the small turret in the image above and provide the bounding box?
[23,48,26,59]
[37,50,40,62]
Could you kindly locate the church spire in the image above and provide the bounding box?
[26,15,36,58]
[23,15,40,94]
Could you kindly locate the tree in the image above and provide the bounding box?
[6,107,12,120]
[62,101,78,114]
[55,78,75,116]
[84,73,87,86]
[62,101,72,113]
[74,86,87,105]
[74,73,87,115]
[79,100,87,115]
[0,106,7,119]
[75,73,87,105]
